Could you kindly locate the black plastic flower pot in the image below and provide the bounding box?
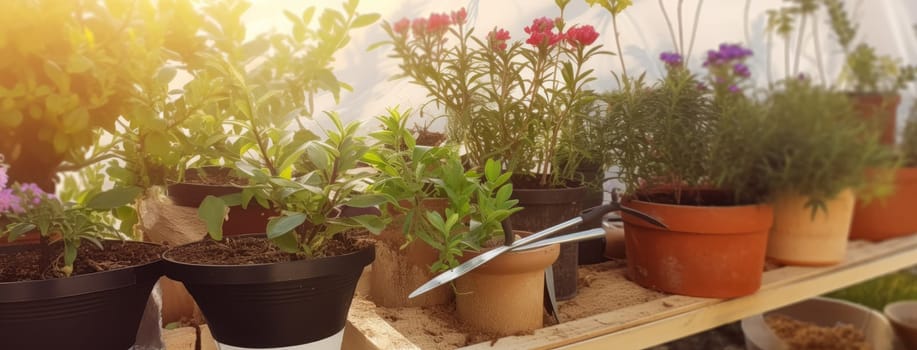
[167,166,275,237]
[162,239,375,349]
[510,178,586,301]
[0,242,163,350]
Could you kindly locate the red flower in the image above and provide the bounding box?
[489,28,510,51]
[393,18,410,36]
[427,13,451,33]
[565,25,599,46]
[411,18,427,36]
[524,17,562,48]
[451,8,467,25]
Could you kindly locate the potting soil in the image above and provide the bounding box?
[764,314,871,350]
[0,241,164,281]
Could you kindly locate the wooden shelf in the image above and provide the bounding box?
[344,233,917,350]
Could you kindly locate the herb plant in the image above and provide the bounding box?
[422,158,521,272]
[199,115,387,257]
[1,160,140,277]
[380,2,609,187]
[903,106,917,167]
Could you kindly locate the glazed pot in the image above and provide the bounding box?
[162,236,374,349]
[848,93,901,145]
[768,189,856,266]
[511,178,586,301]
[850,168,917,241]
[454,231,560,336]
[622,198,772,298]
[167,167,273,237]
[0,242,163,350]
[884,300,917,349]
[369,198,452,308]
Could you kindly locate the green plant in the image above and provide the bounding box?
[199,115,387,256]
[362,108,456,245]
[904,106,917,167]
[379,2,609,187]
[0,0,153,189]
[822,0,916,93]
[1,160,140,277]
[762,78,896,212]
[422,158,522,272]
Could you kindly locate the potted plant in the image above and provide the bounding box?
[762,77,895,265]
[822,0,916,144]
[608,44,776,298]
[421,157,559,335]
[381,1,609,300]
[362,107,456,307]
[153,0,379,239]
[850,106,917,240]
[164,115,386,349]
[0,158,163,350]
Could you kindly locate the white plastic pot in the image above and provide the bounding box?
[740,297,900,350]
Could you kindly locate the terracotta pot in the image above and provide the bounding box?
[455,231,560,336]
[166,167,274,237]
[622,198,773,298]
[850,167,917,241]
[768,189,856,266]
[511,179,586,300]
[849,93,900,145]
[369,198,453,307]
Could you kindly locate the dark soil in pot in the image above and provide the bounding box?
[162,233,375,348]
[509,174,586,301]
[0,241,164,350]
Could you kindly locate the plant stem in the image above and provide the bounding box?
[685,0,705,65]
[767,31,774,87]
[812,12,827,85]
[658,0,679,54]
[611,12,628,78]
[39,234,50,276]
[743,0,751,46]
[792,13,807,76]
[677,0,685,55]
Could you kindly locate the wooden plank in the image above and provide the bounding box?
[345,234,917,350]
[162,327,197,350]
[462,234,917,349]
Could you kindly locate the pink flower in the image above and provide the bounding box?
[524,17,562,48]
[451,8,467,25]
[565,25,599,46]
[393,18,410,36]
[427,13,451,33]
[489,28,511,51]
[0,166,7,189]
[0,189,19,214]
[411,18,427,36]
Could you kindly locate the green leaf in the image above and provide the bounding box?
[267,213,307,239]
[156,66,177,85]
[144,131,170,157]
[484,159,501,183]
[198,195,228,241]
[219,193,243,207]
[63,243,78,276]
[344,194,388,208]
[305,142,330,171]
[351,214,385,234]
[352,13,380,28]
[6,223,36,242]
[270,231,300,253]
[87,187,142,209]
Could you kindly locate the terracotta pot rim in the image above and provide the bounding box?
[459,230,560,274]
[623,199,773,234]
[626,198,769,210]
[846,92,901,100]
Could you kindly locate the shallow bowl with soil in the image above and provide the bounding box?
[0,241,164,350]
[162,234,374,349]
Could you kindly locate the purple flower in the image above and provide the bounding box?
[704,43,752,67]
[733,63,750,78]
[659,51,683,67]
[728,85,740,93]
[797,73,809,81]
[0,188,19,214]
[0,167,7,189]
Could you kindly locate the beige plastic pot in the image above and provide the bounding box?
[768,189,855,266]
[885,300,917,349]
[454,233,560,336]
[741,297,899,350]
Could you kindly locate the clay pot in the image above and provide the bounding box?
[849,93,900,145]
[622,198,773,298]
[455,232,560,336]
[850,168,917,241]
[166,167,274,237]
[511,179,586,300]
[884,300,917,349]
[369,199,453,307]
[768,189,856,266]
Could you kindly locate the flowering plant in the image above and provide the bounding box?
[1,159,138,277]
[380,1,610,187]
